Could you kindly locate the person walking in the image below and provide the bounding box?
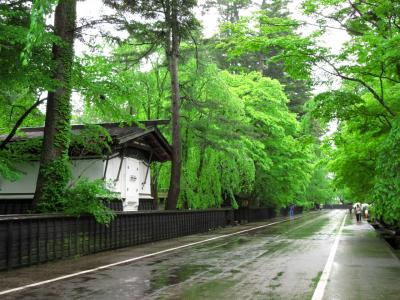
[289,204,295,220]
[364,206,369,220]
[355,204,362,222]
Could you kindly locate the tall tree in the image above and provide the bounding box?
[165,0,182,209]
[33,0,77,209]
[201,0,254,73]
[203,0,252,23]
[216,4,313,115]
[104,0,198,209]
[259,0,311,115]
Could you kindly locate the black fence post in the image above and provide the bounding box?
[6,221,13,269]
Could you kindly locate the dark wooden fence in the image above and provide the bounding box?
[0,209,232,271]
[0,206,307,271]
[0,199,33,215]
[234,207,304,223]
[234,207,276,222]
[138,199,156,210]
[0,199,124,214]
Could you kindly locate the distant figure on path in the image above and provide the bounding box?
[364,206,369,220]
[289,204,295,220]
[355,204,362,222]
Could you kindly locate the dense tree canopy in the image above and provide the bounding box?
[2,0,399,226]
[304,0,400,225]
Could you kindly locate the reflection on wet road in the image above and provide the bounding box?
[2,210,346,299]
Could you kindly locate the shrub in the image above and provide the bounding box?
[62,179,116,224]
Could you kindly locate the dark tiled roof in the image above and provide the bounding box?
[0,122,172,162]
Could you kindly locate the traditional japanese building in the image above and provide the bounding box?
[0,122,172,213]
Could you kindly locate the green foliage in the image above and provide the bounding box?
[21,0,58,65]
[78,29,329,210]
[33,0,77,212]
[303,164,335,205]
[36,158,72,211]
[0,2,52,133]
[324,118,386,202]
[74,55,137,122]
[0,151,22,182]
[2,0,362,218]
[37,177,116,224]
[303,0,400,224]
[0,2,52,189]
[225,71,316,207]
[63,179,116,224]
[0,137,43,182]
[373,117,400,226]
[1,127,116,224]
[218,13,318,81]
[103,0,199,57]
[69,125,112,157]
[302,0,399,117]
[312,91,365,123]
[214,5,314,115]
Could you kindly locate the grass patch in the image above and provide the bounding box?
[272,271,284,280]
[149,264,210,290]
[181,279,237,299]
[268,283,282,290]
[310,271,322,288]
[260,241,291,257]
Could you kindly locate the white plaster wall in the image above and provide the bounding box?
[0,159,114,199]
[138,160,152,199]
[0,156,153,212]
[0,162,39,198]
[0,160,106,199]
[104,157,125,199]
[70,159,103,181]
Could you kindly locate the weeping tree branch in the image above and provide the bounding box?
[0,97,47,150]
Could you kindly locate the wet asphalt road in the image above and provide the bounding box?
[1,210,347,300]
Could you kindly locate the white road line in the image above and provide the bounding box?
[0,214,308,296]
[311,212,347,300]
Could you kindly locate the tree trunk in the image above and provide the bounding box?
[150,165,159,210]
[166,0,181,210]
[32,0,76,210]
